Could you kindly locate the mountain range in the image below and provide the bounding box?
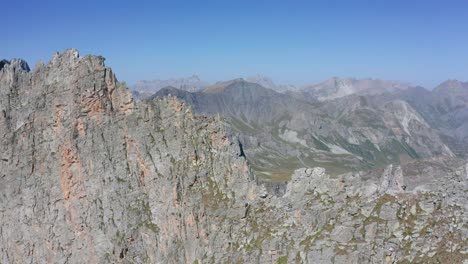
[1,50,467,263]
[132,74,297,100]
[151,77,467,180]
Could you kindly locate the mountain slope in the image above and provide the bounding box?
[371,80,468,157]
[430,80,468,145]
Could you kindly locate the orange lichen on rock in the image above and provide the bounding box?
[137,155,151,186]
[126,136,152,186]
[168,98,185,113]
[59,143,83,200]
[80,95,105,117]
[75,118,86,137]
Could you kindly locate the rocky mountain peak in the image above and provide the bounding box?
[245,74,297,92]
[0,58,30,72]
[245,74,276,89]
[187,74,201,81]
[0,59,9,71]
[0,49,258,262]
[203,78,247,93]
[434,79,468,92]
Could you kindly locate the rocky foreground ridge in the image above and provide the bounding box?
[0,50,467,263]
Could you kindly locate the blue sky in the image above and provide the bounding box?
[3,0,468,87]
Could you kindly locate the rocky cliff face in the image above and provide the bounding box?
[1,50,467,264]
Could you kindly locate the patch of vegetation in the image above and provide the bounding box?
[229,116,258,134]
[399,140,419,159]
[127,198,160,234]
[244,236,264,252]
[201,177,229,208]
[149,133,156,144]
[299,223,334,251]
[277,255,288,264]
[334,246,349,256]
[294,252,302,264]
[116,177,127,183]
[373,194,396,214]
[138,219,160,233]
[115,230,125,245]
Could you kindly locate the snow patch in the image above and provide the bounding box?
[279,129,307,146]
[325,143,352,155]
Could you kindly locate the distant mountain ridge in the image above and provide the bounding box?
[245,74,297,92]
[298,77,412,101]
[153,78,465,180]
[132,74,297,99]
[134,74,468,180]
[132,75,210,100]
[132,75,416,101]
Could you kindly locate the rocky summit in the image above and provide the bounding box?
[0,50,467,264]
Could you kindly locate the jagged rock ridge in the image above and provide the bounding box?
[0,49,258,263]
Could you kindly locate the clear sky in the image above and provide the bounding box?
[3,0,468,88]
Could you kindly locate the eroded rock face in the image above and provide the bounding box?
[0,50,467,263]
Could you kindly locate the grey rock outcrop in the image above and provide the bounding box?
[0,49,258,263]
[0,58,30,72]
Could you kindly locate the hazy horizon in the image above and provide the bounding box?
[3,0,468,88]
